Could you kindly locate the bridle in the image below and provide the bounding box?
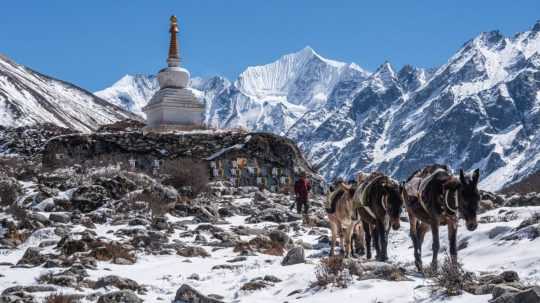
[444,188,459,214]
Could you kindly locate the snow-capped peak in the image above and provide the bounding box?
[236,46,346,99]
[95,74,159,117]
[532,20,540,33]
[474,30,505,48]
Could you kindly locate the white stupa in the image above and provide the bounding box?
[143,15,205,131]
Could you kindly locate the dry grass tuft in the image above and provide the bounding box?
[312,256,351,289]
[430,253,473,296]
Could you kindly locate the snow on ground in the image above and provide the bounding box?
[1,192,539,302]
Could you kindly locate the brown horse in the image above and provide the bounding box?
[351,172,404,261]
[327,186,362,257]
[403,165,480,272]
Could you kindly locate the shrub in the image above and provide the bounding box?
[312,256,351,289]
[430,253,473,296]
[0,178,21,206]
[160,159,209,197]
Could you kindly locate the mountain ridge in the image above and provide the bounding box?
[0,53,138,132]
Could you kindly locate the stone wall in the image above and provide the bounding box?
[42,130,325,193]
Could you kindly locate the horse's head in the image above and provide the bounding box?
[381,178,404,230]
[458,168,480,231]
[338,181,355,199]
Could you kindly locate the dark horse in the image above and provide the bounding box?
[348,172,404,261]
[403,164,480,272]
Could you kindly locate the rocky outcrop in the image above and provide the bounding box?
[0,123,76,157]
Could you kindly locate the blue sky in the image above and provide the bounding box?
[1,1,539,91]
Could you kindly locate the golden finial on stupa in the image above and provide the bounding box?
[170,15,178,33]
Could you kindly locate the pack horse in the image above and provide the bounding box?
[402,165,480,271]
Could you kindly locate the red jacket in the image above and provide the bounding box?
[294,178,311,203]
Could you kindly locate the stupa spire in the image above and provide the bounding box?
[167,15,180,67]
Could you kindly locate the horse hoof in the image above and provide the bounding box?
[351,252,359,259]
[415,261,423,272]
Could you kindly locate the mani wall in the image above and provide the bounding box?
[42,130,325,193]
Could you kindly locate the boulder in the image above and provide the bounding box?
[16,247,45,267]
[490,285,540,303]
[95,275,142,292]
[500,271,519,283]
[512,286,540,303]
[94,175,137,199]
[173,284,223,303]
[281,247,305,266]
[488,226,513,239]
[491,284,521,300]
[27,213,50,226]
[49,213,71,224]
[177,247,210,258]
[128,218,150,226]
[97,290,143,303]
[71,185,109,213]
[59,239,88,256]
[240,280,270,292]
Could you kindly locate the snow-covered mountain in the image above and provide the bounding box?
[97,47,369,134]
[288,22,540,191]
[95,74,159,118]
[98,21,540,190]
[0,54,137,133]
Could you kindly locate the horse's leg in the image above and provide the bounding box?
[378,219,389,261]
[355,222,366,256]
[329,220,337,257]
[416,221,429,271]
[371,222,381,261]
[363,221,372,260]
[344,223,355,258]
[339,224,346,256]
[430,219,440,272]
[448,216,458,264]
[409,214,422,271]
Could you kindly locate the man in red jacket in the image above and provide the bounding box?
[294,171,311,215]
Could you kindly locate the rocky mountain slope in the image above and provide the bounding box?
[98,22,540,191]
[0,55,138,132]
